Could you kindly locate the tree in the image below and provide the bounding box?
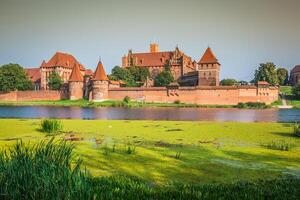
[276,68,289,86]
[154,70,174,87]
[47,72,63,90]
[0,64,33,92]
[109,66,149,87]
[238,80,248,85]
[254,62,278,85]
[220,79,237,86]
[292,84,300,99]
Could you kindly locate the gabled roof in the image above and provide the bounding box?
[25,68,41,83]
[93,61,108,81]
[40,52,85,70]
[291,65,300,74]
[198,47,219,64]
[129,51,173,67]
[69,63,83,82]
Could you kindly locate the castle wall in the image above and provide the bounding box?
[108,86,278,105]
[0,90,61,101]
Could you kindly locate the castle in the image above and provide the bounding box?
[18,44,279,105]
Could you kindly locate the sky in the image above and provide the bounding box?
[0,0,299,81]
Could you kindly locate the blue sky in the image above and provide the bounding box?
[0,0,299,81]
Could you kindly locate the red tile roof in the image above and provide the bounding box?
[40,52,85,70]
[291,65,300,73]
[198,47,219,64]
[129,51,173,67]
[69,63,83,82]
[25,68,41,83]
[84,69,93,76]
[93,61,108,81]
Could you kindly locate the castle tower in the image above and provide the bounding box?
[68,63,84,100]
[91,61,109,101]
[150,43,159,53]
[197,47,220,86]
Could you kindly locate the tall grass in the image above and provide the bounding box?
[294,123,300,137]
[40,119,63,134]
[0,139,299,199]
[261,140,292,151]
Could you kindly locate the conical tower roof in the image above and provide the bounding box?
[93,61,108,81]
[69,63,83,82]
[198,47,219,64]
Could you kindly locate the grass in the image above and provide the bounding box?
[0,119,300,185]
[1,139,299,199]
[0,99,238,108]
[40,119,63,134]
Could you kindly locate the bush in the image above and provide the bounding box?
[294,123,300,137]
[40,119,63,134]
[235,102,269,109]
[123,96,131,104]
[292,84,300,99]
[174,100,181,104]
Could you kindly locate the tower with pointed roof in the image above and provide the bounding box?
[91,61,109,101]
[68,63,84,100]
[197,47,220,86]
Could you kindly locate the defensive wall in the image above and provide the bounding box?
[0,85,278,105]
[108,85,278,105]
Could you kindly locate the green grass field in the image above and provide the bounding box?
[0,119,299,185]
[280,86,300,108]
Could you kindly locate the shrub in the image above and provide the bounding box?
[123,96,131,104]
[294,123,300,137]
[174,100,181,104]
[235,102,269,109]
[40,119,63,134]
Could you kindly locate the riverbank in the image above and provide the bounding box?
[0,119,299,184]
[0,99,274,109]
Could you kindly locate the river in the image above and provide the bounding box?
[0,106,299,122]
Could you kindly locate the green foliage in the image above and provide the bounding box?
[220,78,237,86]
[40,119,63,134]
[277,68,289,86]
[292,84,300,99]
[109,66,149,87]
[47,72,63,90]
[0,64,33,92]
[294,123,300,137]
[261,140,292,151]
[254,62,278,85]
[123,96,131,104]
[0,139,93,199]
[154,70,174,87]
[235,102,269,109]
[174,100,181,104]
[238,80,248,85]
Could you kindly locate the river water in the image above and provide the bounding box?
[0,106,299,122]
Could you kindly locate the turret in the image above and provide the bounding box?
[68,63,84,100]
[91,61,109,101]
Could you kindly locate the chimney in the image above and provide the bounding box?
[150,43,159,53]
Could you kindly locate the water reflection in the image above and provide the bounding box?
[0,106,299,122]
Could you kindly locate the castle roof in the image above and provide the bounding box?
[69,63,83,82]
[128,51,174,67]
[93,61,108,81]
[291,65,300,74]
[25,68,41,83]
[198,47,219,64]
[40,52,85,70]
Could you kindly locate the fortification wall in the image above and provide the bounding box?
[108,86,278,105]
[0,90,61,101]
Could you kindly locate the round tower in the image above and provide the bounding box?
[68,63,84,100]
[92,61,109,101]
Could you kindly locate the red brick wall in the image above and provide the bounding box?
[0,91,61,101]
[108,86,279,105]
